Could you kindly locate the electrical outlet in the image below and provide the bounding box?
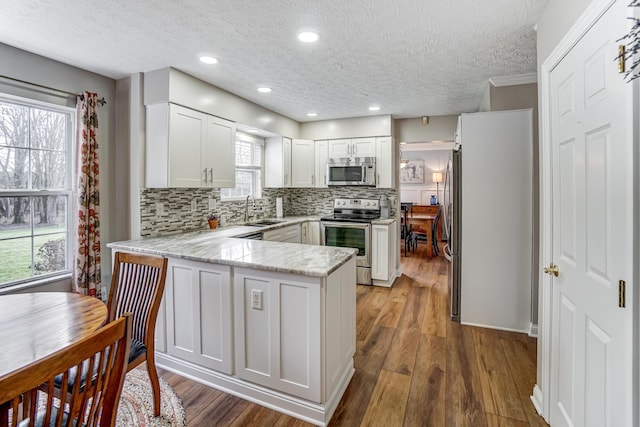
[251,289,263,310]
[208,198,216,210]
[191,200,197,212]
[155,202,164,216]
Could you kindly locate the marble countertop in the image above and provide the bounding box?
[107,216,356,277]
[371,218,397,225]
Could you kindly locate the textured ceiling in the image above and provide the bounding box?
[0,0,546,122]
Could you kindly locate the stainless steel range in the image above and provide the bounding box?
[320,198,380,285]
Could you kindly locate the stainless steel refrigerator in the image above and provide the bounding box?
[444,147,461,321]
[444,110,533,331]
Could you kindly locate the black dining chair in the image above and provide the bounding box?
[431,205,442,256]
[400,203,414,256]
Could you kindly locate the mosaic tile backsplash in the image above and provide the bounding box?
[140,187,397,237]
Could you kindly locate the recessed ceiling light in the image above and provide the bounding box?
[368,105,381,111]
[199,56,218,64]
[307,112,318,117]
[257,87,272,93]
[298,31,319,43]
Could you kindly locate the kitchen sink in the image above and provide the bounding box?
[245,220,284,226]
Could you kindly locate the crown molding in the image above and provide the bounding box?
[489,73,538,87]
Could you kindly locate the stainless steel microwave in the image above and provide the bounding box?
[327,157,376,186]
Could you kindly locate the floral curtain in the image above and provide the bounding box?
[73,91,101,297]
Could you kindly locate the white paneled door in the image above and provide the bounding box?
[548,1,632,426]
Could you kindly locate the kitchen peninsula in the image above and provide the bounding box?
[108,219,357,426]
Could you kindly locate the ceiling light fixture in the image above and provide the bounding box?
[199,56,218,64]
[298,31,319,43]
[307,112,318,117]
[257,86,272,93]
[248,129,260,133]
[368,106,380,111]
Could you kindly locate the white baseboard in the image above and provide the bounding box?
[528,322,538,338]
[531,384,544,416]
[460,321,529,334]
[372,269,400,287]
[156,353,353,426]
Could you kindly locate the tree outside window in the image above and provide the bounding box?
[0,96,72,287]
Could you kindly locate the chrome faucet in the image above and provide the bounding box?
[245,195,256,223]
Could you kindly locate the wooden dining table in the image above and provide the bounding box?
[407,213,437,257]
[0,292,108,381]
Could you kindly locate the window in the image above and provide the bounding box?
[0,95,73,288]
[221,134,263,200]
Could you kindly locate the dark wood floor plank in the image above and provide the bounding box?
[355,286,389,342]
[473,328,528,422]
[404,334,446,426]
[382,287,428,375]
[445,320,489,427]
[500,337,548,427]
[486,413,531,427]
[360,369,412,426]
[329,325,395,426]
[421,274,448,338]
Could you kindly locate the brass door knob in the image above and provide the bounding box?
[544,263,559,277]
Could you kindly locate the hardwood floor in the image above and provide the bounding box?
[159,244,548,426]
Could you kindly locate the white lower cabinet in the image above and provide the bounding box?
[263,224,301,243]
[301,221,320,245]
[371,221,398,286]
[149,253,355,426]
[234,268,322,401]
[164,259,233,374]
[233,257,355,403]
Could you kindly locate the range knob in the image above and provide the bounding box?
[365,202,371,206]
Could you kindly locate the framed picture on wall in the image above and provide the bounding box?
[400,160,424,183]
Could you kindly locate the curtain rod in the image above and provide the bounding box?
[0,74,107,105]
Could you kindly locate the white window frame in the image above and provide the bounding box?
[0,93,74,289]
[221,133,264,201]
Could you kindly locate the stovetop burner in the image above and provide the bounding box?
[321,198,381,223]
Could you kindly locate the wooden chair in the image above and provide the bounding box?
[107,252,168,417]
[0,314,132,427]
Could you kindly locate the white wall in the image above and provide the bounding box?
[0,42,120,293]
[400,149,451,205]
[536,0,593,65]
[300,115,392,140]
[394,115,458,143]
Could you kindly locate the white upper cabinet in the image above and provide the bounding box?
[327,139,351,158]
[291,139,315,187]
[206,115,236,188]
[327,137,375,159]
[146,103,235,188]
[375,136,395,188]
[265,136,292,188]
[351,137,376,157]
[314,140,328,188]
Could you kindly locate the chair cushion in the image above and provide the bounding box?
[129,339,147,363]
[55,339,146,391]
